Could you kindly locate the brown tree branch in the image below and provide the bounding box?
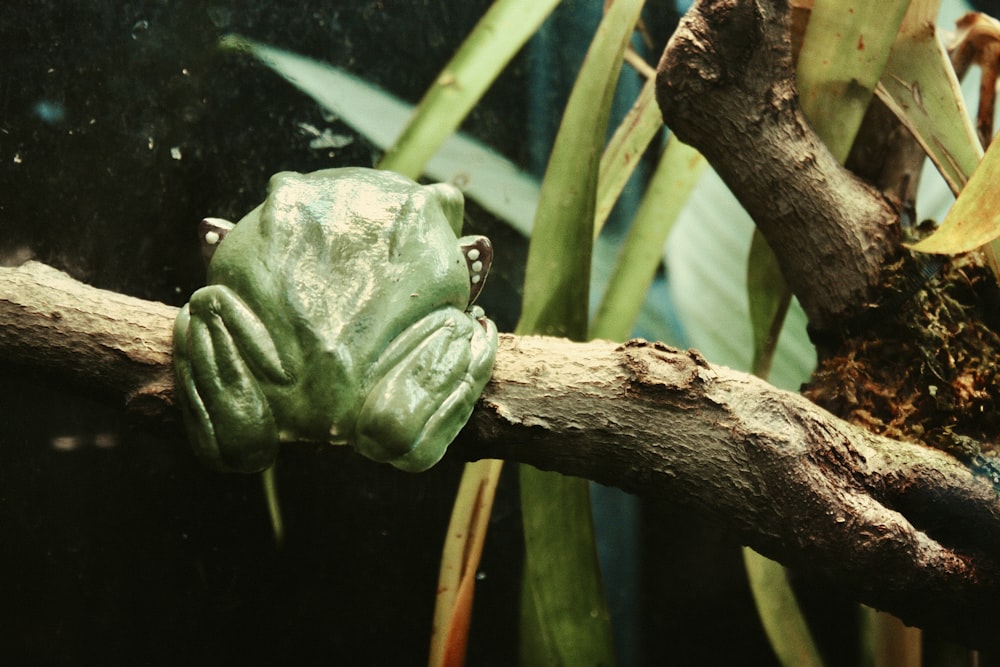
[1,261,999,647]
[655,0,903,335]
[650,0,1000,645]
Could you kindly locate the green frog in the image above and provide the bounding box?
[173,168,497,473]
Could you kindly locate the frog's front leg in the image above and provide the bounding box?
[173,285,293,473]
[355,308,498,472]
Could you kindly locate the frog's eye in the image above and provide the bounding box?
[199,217,235,264]
[460,235,492,306]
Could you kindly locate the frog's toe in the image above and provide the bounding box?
[178,382,280,473]
[466,308,498,373]
[215,435,279,473]
[387,391,475,473]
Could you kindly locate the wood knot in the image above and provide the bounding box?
[622,340,706,397]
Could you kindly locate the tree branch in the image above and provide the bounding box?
[650,0,1000,645]
[655,0,903,335]
[1,260,998,647]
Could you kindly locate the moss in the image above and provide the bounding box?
[804,252,1000,487]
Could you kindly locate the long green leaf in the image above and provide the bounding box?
[429,459,503,667]
[743,549,825,667]
[519,472,615,665]
[377,0,561,178]
[877,0,978,199]
[517,0,643,338]
[744,232,819,667]
[594,75,662,237]
[747,232,791,380]
[591,136,704,341]
[516,1,645,664]
[393,4,561,662]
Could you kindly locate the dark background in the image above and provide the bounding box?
[0,1,888,664]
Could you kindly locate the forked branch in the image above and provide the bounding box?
[1,261,998,647]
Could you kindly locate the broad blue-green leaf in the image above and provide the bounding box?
[219,34,539,236]
[665,169,816,392]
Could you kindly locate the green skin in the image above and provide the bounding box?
[173,168,498,473]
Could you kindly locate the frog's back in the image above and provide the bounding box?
[263,167,461,326]
[210,167,468,364]
[210,168,423,305]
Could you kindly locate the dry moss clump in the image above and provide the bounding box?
[803,252,1000,486]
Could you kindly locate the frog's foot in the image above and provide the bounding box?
[173,287,291,473]
[354,308,498,472]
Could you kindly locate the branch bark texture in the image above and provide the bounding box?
[655,0,902,334]
[1,261,998,646]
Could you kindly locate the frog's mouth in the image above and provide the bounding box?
[460,236,492,307]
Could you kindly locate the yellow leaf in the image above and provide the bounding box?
[909,134,1000,253]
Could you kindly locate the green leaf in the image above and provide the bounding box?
[665,170,816,393]
[594,76,663,237]
[516,0,644,340]
[591,135,704,342]
[747,232,791,380]
[377,0,561,178]
[876,0,980,199]
[743,549,825,667]
[429,459,503,667]
[261,464,284,548]
[797,0,911,162]
[519,471,615,666]
[516,1,645,664]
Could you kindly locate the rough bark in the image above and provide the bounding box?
[0,261,177,418]
[652,0,1000,648]
[1,260,999,647]
[655,0,903,335]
